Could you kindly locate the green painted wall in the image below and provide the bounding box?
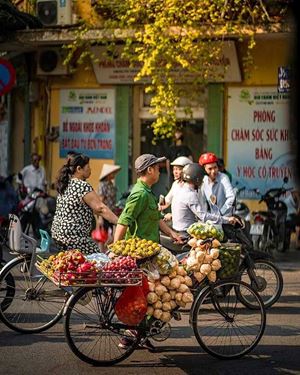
[115,86,131,197]
[207,84,224,156]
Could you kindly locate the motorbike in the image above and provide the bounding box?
[18,188,56,239]
[160,219,283,309]
[233,185,251,238]
[250,177,292,253]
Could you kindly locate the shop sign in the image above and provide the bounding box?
[91,41,241,84]
[278,66,290,93]
[59,89,115,159]
[227,87,294,198]
[0,59,16,96]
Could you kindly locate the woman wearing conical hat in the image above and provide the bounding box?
[95,164,121,250]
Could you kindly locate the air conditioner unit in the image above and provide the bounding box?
[37,48,69,75]
[36,0,72,26]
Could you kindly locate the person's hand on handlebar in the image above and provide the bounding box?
[227,216,244,228]
[163,213,172,222]
[170,230,185,244]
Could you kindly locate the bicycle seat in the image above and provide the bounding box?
[8,214,37,255]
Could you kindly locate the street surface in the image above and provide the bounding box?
[0,249,300,375]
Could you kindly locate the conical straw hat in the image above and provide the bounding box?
[99,164,121,180]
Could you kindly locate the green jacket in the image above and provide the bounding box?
[118,179,162,242]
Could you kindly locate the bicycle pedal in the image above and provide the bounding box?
[172,311,181,321]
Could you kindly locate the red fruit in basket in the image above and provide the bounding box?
[67,263,76,271]
[71,252,85,265]
[86,271,97,284]
[77,262,93,273]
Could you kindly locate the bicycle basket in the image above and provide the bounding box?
[217,243,241,279]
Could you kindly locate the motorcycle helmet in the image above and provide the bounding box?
[182,163,205,186]
[198,152,218,166]
[170,156,193,167]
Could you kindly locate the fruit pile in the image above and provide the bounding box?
[153,247,178,275]
[102,256,141,284]
[217,244,241,279]
[145,265,194,322]
[108,237,161,259]
[187,221,224,241]
[185,238,222,283]
[39,249,98,285]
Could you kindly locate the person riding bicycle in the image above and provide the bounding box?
[170,163,240,238]
[199,152,235,217]
[51,154,118,254]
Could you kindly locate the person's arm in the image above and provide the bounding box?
[83,191,118,224]
[189,201,238,226]
[114,224,128,241]
[219,174,235,215]
[159,183,174,211]
[159,219,183,243]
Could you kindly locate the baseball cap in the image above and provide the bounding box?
[135,154,166,173]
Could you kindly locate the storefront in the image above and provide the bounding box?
[225,35,294,208]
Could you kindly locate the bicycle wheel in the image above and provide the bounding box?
[64,287,140,366]
[0,256,66,333]
[0,265,15,312]
[239,259,283,309]
[191,280,266,359]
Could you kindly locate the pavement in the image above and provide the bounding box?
[272,241,300,269]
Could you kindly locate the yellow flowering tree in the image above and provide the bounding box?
[69,0,291,139]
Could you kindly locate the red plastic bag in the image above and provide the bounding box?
[91,227,108,243]
[141,274,150,297]
[115,285,147,325]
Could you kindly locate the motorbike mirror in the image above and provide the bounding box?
[283,176,289,184]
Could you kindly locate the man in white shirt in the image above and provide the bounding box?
[171,163,239,236]
[199,152,235,217]
[18,153,47,194]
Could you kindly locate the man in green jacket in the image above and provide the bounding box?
[114,153,182,243]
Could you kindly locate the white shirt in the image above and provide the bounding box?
[165,180,183,204]
[19,164,47,193]
[201,172,235,216]
[171,182,229,232]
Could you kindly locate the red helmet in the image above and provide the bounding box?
[198,152,218,166]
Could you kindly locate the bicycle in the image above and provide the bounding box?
[0,214,66,333]
[0,214,266,364]
[63,277,266,365]
[0,217,16,313]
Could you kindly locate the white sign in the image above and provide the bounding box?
[59,89,115,159]
[227,87,295,197]
[91,41,241,84]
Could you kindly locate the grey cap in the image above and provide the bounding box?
[135,154,166,173]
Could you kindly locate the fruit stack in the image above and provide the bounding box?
[101,256,142,284]
[185,237,222,283]
[39,249,98,285]
[108,237,161,258]
[145,263,194,322]
[187,221,224,241]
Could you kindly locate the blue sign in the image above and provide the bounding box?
[59,89,116,159]
[0,59,16,96]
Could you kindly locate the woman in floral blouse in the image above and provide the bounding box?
[51,155,118,254]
